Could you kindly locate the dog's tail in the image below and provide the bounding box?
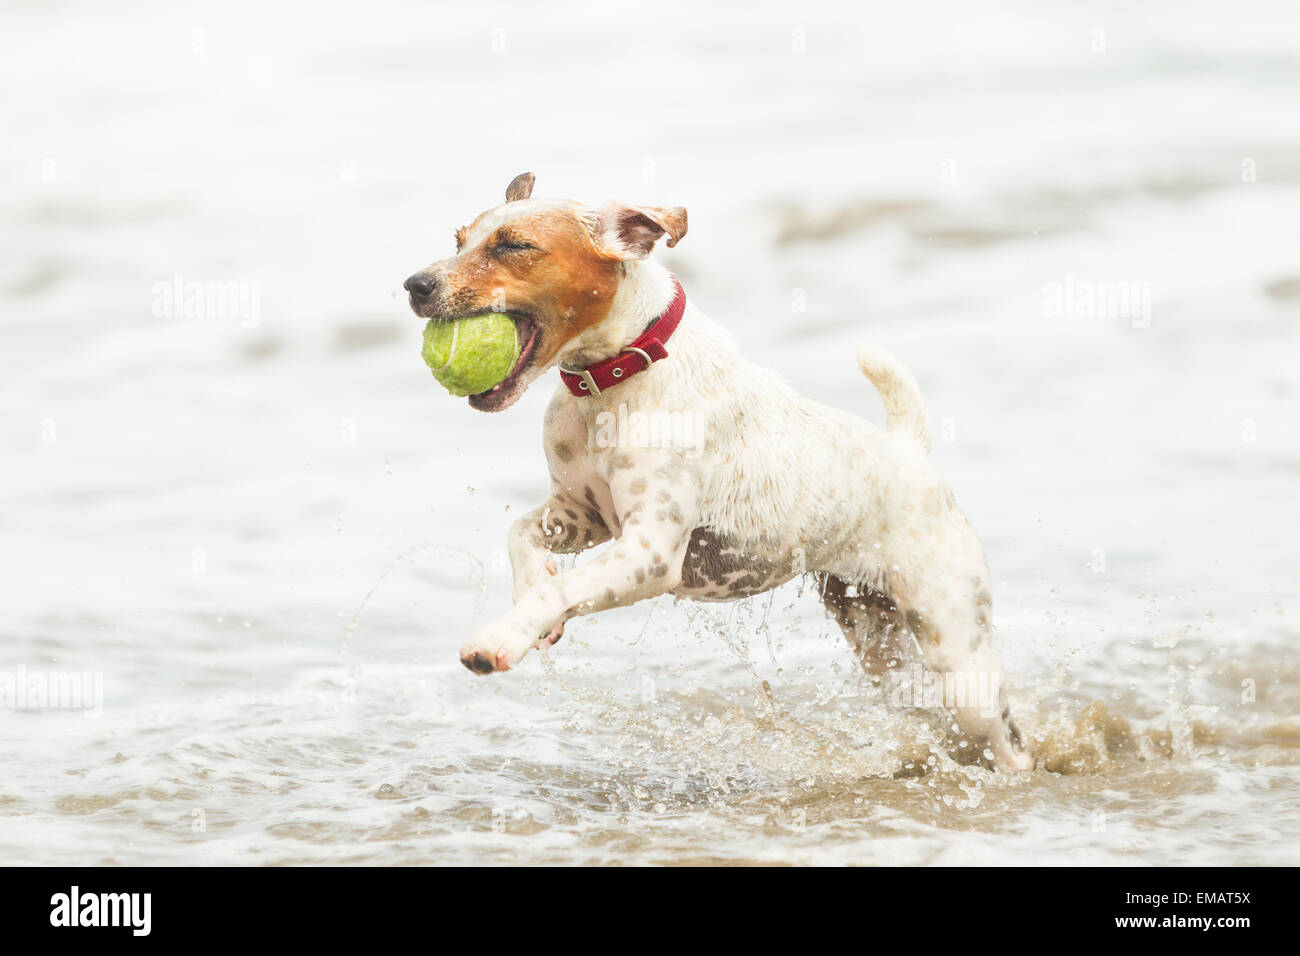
[856,345,931,451]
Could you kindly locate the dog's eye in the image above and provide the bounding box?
[490,238,537,256]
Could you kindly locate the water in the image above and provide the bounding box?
[2,0,1299,865]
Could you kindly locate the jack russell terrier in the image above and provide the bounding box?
[403,172,1034,772]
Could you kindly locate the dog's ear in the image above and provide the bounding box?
[594,203,688,259]
[505,172,535,203]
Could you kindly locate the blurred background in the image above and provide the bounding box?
[2,0,1298,864]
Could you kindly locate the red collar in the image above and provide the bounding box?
[559,277,686,397]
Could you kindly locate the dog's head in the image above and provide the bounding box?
[404,172,687,412]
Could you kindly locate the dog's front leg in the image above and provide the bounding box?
[461,467,700,674]
[507,494,612,603]
[506,493,612,648]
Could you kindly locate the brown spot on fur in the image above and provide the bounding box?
[553,443,575,463]
[905,609,941,646]
[656,502,684,524]
[656,459,687,481]
[972,589,993,643]
[677,528,790,599]
[629,477,647,495]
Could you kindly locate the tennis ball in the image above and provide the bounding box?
[421,313,521,397]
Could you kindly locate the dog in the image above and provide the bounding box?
[403,172,1034,772]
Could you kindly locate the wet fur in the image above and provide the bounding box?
[404,176,1035,772]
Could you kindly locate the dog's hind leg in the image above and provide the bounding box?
[891,562,1034,772]
[818,573,913,676]
[862,505,1036,771]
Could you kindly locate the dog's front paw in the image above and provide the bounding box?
[458,641,517,674]
[459,621,540,675]
[459,648,502,674]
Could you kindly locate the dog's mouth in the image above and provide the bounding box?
[466,314,542,413]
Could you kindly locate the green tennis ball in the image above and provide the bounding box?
[421,313,521,397]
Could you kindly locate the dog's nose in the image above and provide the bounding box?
[404,272,438,297]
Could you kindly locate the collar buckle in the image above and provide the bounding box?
[620,345,654,368]
[559,363,602,395]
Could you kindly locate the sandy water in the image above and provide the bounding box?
[2,0,1299,865]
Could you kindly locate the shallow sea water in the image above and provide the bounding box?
[2,0,1299,865]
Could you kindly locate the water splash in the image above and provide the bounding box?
[342,543,487,654]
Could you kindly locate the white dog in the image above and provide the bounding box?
[404,173,1034,771]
